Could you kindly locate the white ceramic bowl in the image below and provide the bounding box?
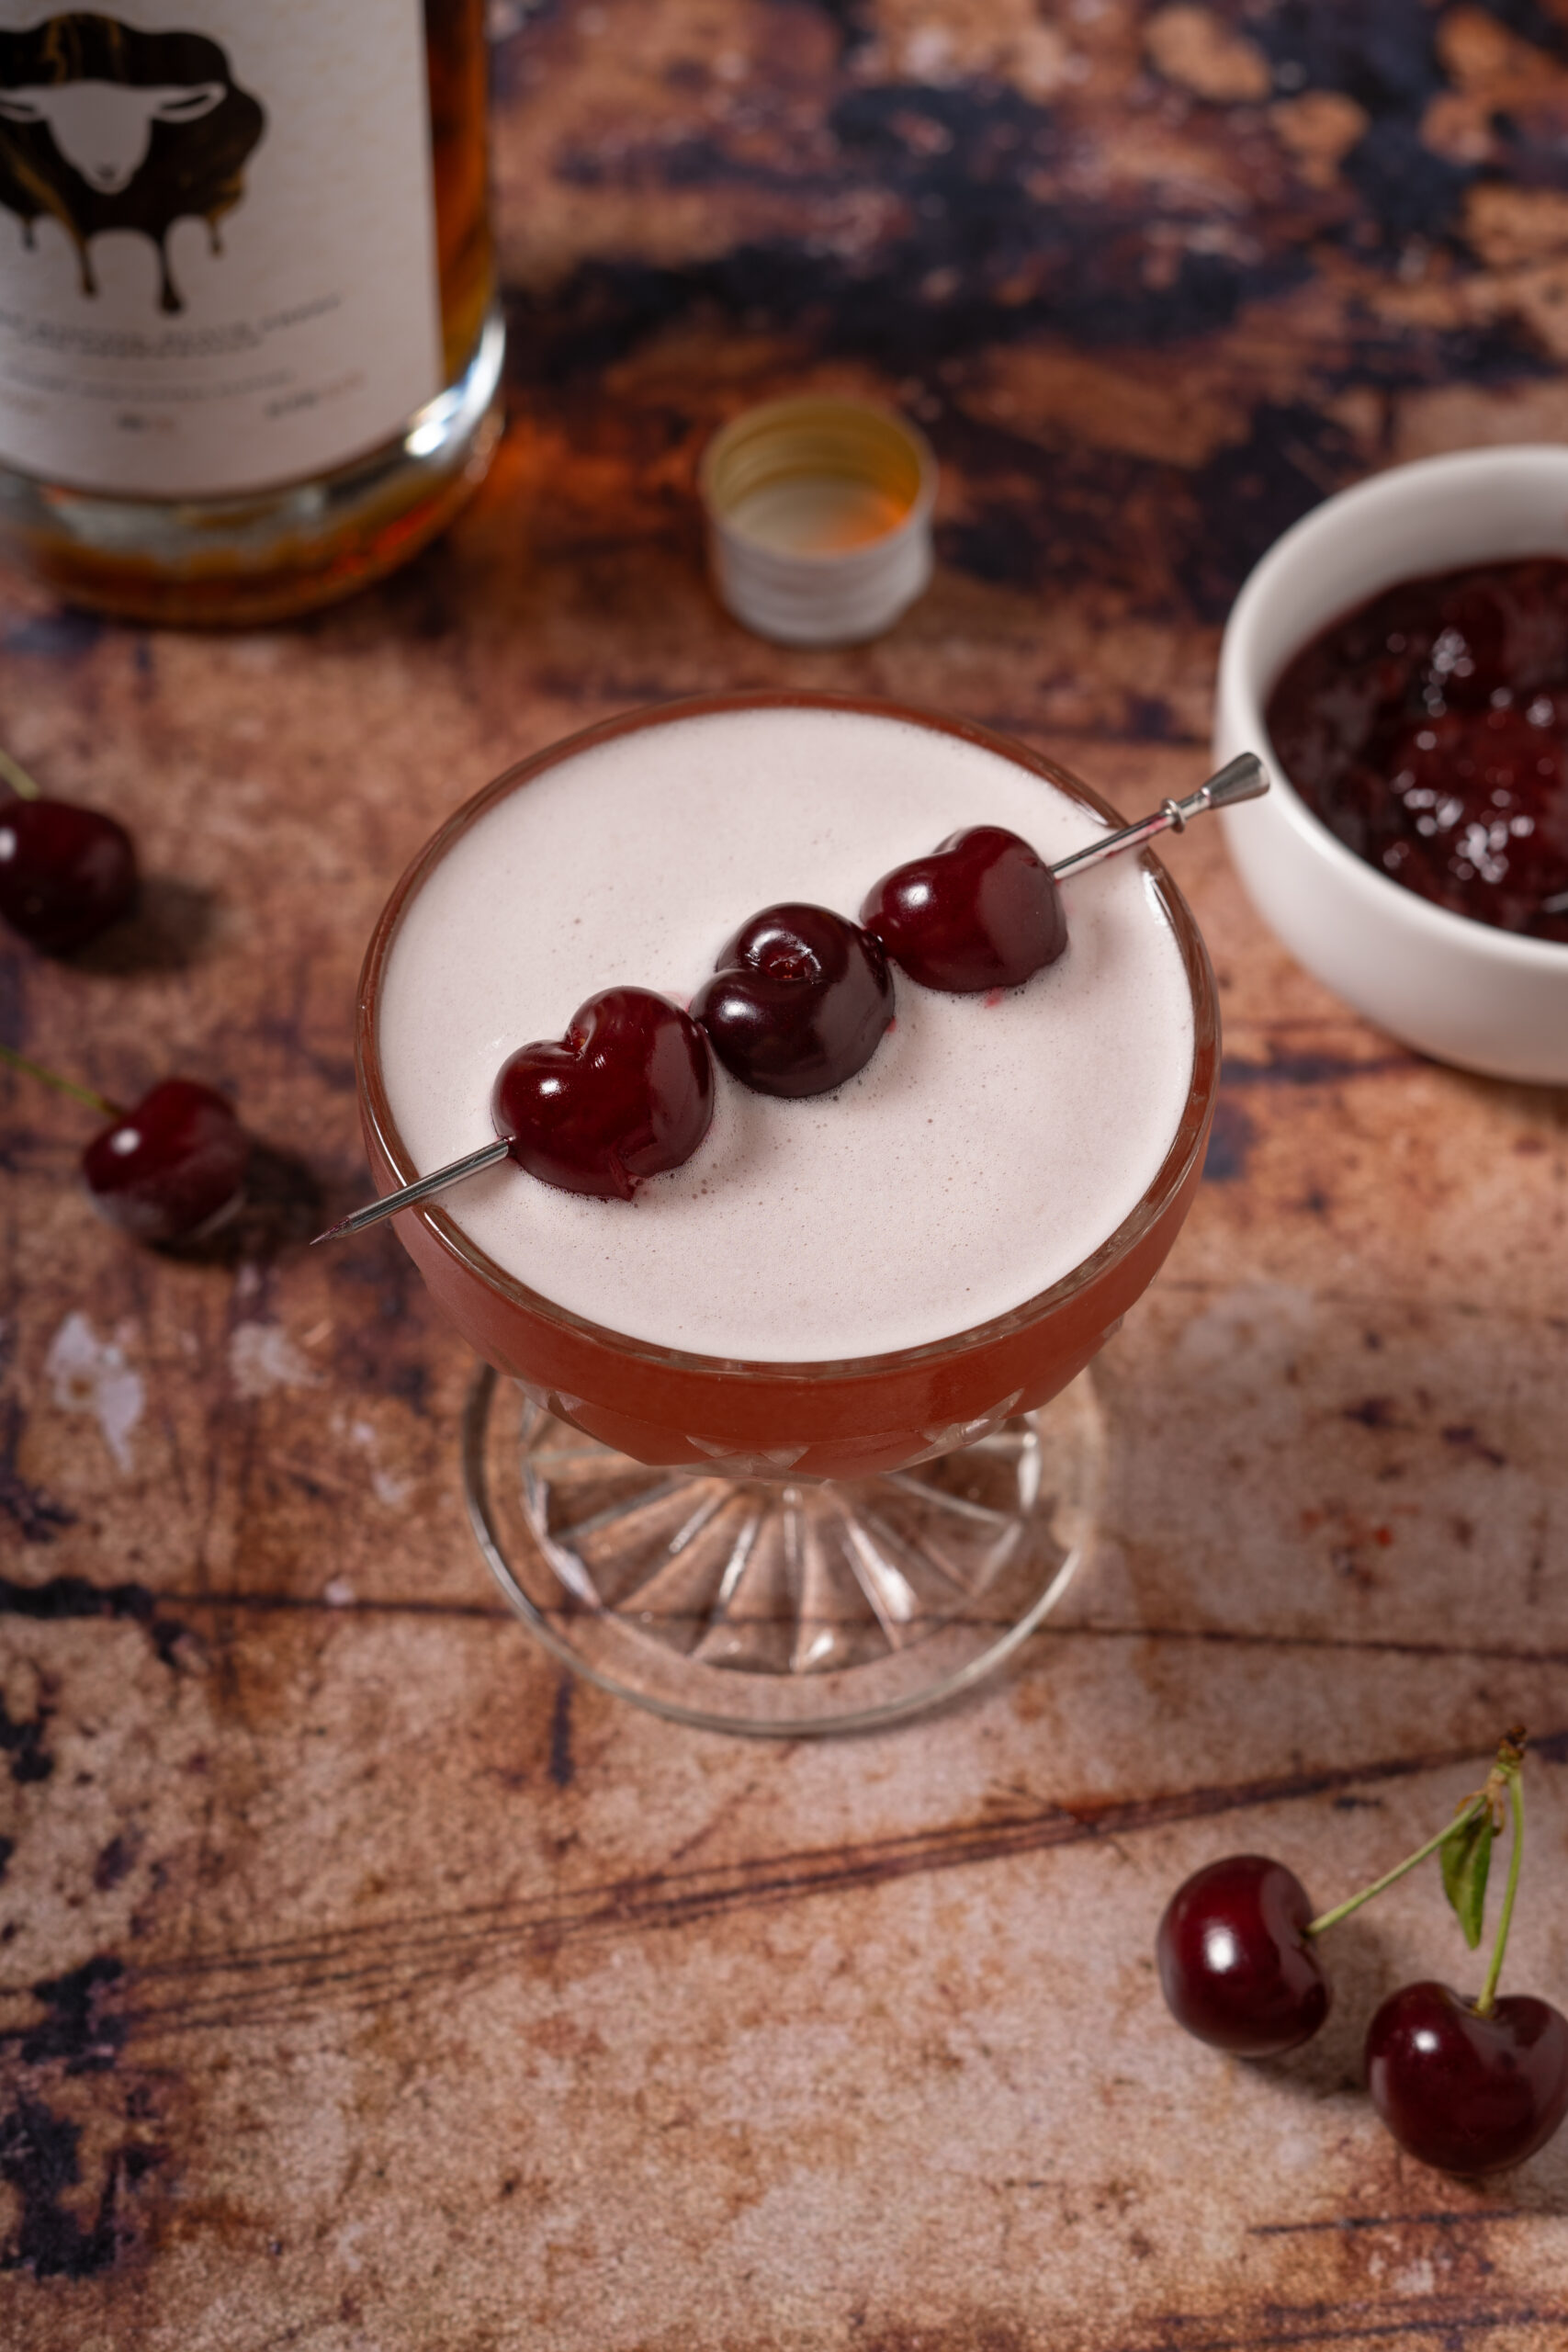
[1213,443,1568,1085]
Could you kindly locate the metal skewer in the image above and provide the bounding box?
[312,751,1271,1247]
[312,1135,512,1245]
[1049,750,1269,878]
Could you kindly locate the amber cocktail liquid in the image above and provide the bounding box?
[358,695,1220,1732]
[0,0,501,622]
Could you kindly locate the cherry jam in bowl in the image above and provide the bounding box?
[1214,444,1568,1085]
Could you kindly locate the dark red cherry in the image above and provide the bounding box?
[0,796,138,955]
[691,903,893,1099]
[1156,1854,1330,2057]
[1366,1983,1568,2175]
[83,1080,251,1245]
[491,986,714,1202]
[860,825,1066,993]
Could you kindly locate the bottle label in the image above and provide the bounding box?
[0,2,446,498]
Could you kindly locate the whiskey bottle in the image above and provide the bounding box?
[0,0,502,624]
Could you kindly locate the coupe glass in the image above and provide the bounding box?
[355,693,1220,1733]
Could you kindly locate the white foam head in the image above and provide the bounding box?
[377,705,1196,1362]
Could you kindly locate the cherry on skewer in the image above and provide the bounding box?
[313,754,1270,1246]
[691,903,893,1098]
[861,825,1066,993]
[2,1046,250,1245]
[491,986,714,1203]
[0,746,138,956]
[859,752,1267,995]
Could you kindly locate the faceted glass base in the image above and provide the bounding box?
[462,1364,1105,1735]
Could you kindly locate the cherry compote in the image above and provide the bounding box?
[0,794,138,954]
[491,986,714,1203]
[1156,1854,1330,2056]
[861,826,1067,991]
[1365,1982,1568,2174]
[692,904,894,1098]
[84,1080,250,1245]
[1267,557,1568,942]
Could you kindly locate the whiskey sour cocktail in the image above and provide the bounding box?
[361,693,1215,1467]
[356,694,1219,1727]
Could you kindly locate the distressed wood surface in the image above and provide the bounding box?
[3,3,1568,2346]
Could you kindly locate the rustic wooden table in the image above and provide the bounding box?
[4,3,1567,2346]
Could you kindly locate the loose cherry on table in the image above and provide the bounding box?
[1155,1854,1330,2057]
[84,1080,251,1245]
[860,826,1066,992]
[1363,1733,1568,2174]
[2,1047,251,1245]
[0,754,139,955]
[691,903,894,1098]
[1365,1982,1568,2176]
[491,985,714,1202]
[1157,1733,1568,2177]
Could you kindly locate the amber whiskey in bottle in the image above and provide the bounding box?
[0,0,502,623]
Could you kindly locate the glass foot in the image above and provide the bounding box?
[462,1366,1105,1735]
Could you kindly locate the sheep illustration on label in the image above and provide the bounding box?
[0,12,265,314]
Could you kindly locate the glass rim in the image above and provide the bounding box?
[355,688,1221,1386]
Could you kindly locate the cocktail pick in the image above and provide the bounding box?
[1048,750,1268,878]
[312,751,1270,1246]
[313,1134,513,1244]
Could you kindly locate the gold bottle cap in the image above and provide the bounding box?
[699,395,937,647]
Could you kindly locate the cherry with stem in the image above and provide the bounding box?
[1,1040,250,1245]
[1365,1735,1568,2174]
[1156,1789,1495,2059]
[1154,1731,1557,2083]
[0,743,139,955]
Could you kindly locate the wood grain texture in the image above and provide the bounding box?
[2,2,1567,2345]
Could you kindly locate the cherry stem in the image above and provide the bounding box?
[1475,1763,1525,2018]
[0,746,42,800]
[0,1041,122,1120]
[1303,1796,1488,1939]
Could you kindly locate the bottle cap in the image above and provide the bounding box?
[699,395,937,647]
